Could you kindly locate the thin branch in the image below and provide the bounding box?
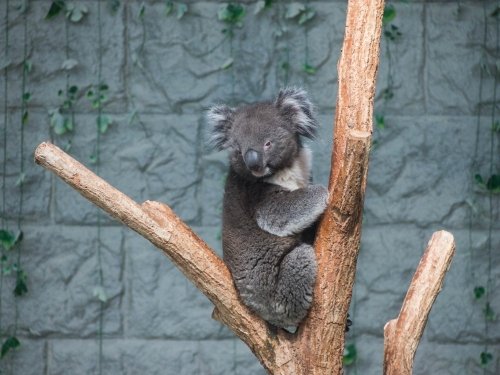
[383,230,456,375]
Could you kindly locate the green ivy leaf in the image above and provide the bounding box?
[127,110,139,126]
[281,61,290,71]
[66,3,88,23]
[303,63,316,75]
[382,87,394,101]
[218,3,246,27]
[1,337,21,358]
[24,59,32,73]
[176,3,188,19]
[383,4,396,25]
[92,99,101,109]
[221,57,234,70]
[14,270,28,296]
[491,6,500,18]
[484,302,496,321]
[68,85,78,95]
[474,286,485,299]
[49,109,68,135]
[486,174,500,193]
[65,118,74,132]
[492,121,500,132]
[22,110,29,125]
[375,114,385,129]
[15,172,26,187]
[0,230,15,251]
[139,2,146,19]
[97,115,112,134]
[164,1,174,16]
[384,24,402,41]
[107,0,121,14]
[285,3,305,19]
[480,351,493,367]
[93,286,108,302]
[474,174,485,187]
[0,229,23,251]
[298,7,315,25]
[45,0,66,20]
[61,58,78,71]
[343,343,357,366]
[254,1,266,15]
[62,141,71,152]
[22,92,31,102]
[255,0,273,14]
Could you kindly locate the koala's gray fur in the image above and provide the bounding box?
[207,88,328,329]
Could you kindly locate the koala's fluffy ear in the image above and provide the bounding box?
[207,105,235,150]
[275,88,318,139]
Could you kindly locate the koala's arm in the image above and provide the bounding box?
[255,185,328,237]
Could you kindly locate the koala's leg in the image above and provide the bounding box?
[270,243,317,328]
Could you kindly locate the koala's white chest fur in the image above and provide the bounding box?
[265,147,312,191]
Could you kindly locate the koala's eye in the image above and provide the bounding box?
[264,141,272,149]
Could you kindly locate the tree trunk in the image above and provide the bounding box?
[34,0,456,373]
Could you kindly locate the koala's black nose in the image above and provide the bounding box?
[244,149,262,172]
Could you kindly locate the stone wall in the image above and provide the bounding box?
[0,1,499,374]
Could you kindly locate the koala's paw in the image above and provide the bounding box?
[346,313,353,332]
[308,184,329,213]
[255,184,329,237]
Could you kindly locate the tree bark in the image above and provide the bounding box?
[34,0,455,373]
[292,0,385,372]
[383,231,456,375]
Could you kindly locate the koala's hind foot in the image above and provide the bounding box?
[270,243,317,328]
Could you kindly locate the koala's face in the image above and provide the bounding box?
[228,104,300,177]
[208,88,318,179]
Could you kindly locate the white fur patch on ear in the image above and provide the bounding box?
[275,87,318,139]
[207,105,235,150]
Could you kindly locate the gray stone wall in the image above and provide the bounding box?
[0,1,499,374]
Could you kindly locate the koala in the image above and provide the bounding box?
[207,88,328,329]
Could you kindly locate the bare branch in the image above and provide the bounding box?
[383,231,456,375]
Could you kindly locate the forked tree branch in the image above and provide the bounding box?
[34,0,455,373]
[383,231,456,375]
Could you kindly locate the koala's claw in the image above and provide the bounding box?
[345,314,353,332]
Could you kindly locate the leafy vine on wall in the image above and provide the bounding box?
[469,3,499,372]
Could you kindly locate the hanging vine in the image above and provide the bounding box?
[217,2,246,101]
[0,0,31,361]
[46,1,88,149]
[468,2,499,372]
[475,4,499,372]
[0,0,10,361]
[94,2,106,373]
[374,3,401,132]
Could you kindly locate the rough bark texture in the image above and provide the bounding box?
[383,231,456,375]
[33,0,454,373]
[292,0,386,372]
